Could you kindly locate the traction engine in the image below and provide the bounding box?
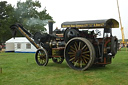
[10,18,119,71]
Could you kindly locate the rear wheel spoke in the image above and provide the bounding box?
[74,44,78,51]
[69,57,75,61]
[82,45,87,50]
[78,42,81,50]
[82,55,90,60]
[68,52,75,55]
[80,60,83,68]
[70,46,76,51]
[74,60,78,67]
[82,51,90,54]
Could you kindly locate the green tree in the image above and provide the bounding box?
[15,0,53,34]
[0,1,16,43]
[0,0,53,43]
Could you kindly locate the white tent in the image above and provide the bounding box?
[5,37,37,53]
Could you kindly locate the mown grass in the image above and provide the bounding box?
[0,48,128,85]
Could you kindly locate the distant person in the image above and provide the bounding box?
[119,43,122,50]
[54,27,61,34]
[0,45,2,53]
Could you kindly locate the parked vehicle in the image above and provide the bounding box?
[10,18,119,71]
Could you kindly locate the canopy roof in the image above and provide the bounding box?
[61,18,119,29]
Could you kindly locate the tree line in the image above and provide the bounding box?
[0,0,53,43]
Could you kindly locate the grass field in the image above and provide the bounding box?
[0,48,128,85]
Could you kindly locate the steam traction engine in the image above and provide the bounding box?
[10,19,119,71]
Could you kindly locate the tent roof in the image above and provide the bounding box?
[6,37,30,43]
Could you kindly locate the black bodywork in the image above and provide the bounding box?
[10,18,119,71]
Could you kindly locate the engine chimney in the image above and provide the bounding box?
[48,21,53,34]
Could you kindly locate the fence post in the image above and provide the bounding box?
[0,67,2,74]
[27,58,28,63]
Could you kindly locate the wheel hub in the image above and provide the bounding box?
[40,56,43,59]
[75,50,82,59]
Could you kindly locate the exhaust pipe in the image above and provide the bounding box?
[48,21,54,34]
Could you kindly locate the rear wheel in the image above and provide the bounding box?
[35,48,49,66]
[64,37,95,71]
[111,36,118,56]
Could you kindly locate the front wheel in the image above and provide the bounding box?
[35,48,49,66]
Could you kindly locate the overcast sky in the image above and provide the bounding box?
[1,0,128,39]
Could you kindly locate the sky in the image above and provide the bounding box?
[0,0,128,39]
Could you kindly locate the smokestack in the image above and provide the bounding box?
[48,21,53,34]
